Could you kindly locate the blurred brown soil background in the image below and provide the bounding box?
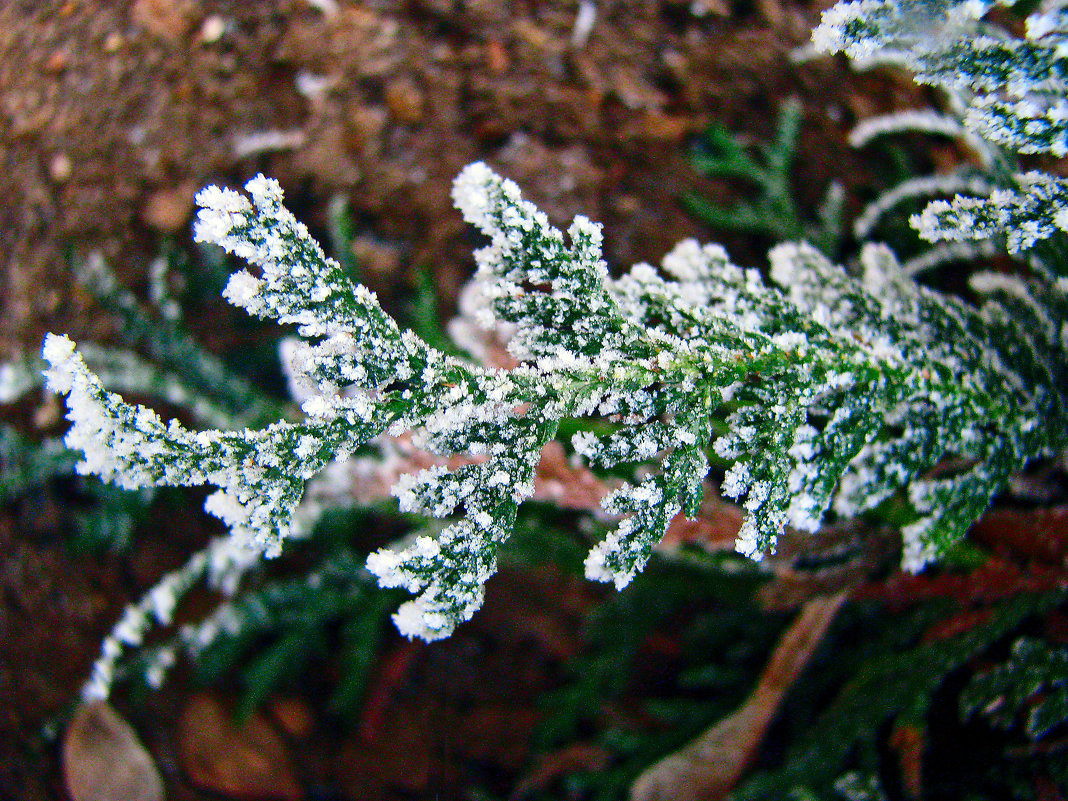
[0,1,940,799]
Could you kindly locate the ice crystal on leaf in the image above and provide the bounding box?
[44,158,1068,641]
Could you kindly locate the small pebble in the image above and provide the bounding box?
[385,79,424,124]
[46,49,69,72]
[199,15,227,43]
[49,153,73,182]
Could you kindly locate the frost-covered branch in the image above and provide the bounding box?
[44,162,1068,643]
[817,0,1068,263]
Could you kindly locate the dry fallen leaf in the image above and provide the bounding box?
[511,742,612,800]
[630,592,848,801]
[969,505,1068,564]
[268,696,315,740]
[889,722,925,800]
[657,491,744,552]
[63,701,164,801]
[178,693,304,801]
[532,440,614,512]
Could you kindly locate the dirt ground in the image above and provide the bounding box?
[0,1,963,799]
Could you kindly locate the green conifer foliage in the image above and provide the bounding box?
[42,160,1068,645]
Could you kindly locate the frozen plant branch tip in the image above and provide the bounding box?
[44,163,1068,640]
[815,0,1068,261]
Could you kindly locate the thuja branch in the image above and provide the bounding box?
[44,164,1067,641]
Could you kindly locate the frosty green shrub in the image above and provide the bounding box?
[42,151,1068,649]
[37,0,1068,664]
[815,0,1068,263]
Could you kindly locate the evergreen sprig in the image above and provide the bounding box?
[961,636,1068,740]
[685,98,845,256]
[815,0,1068,262]
[42,159,1068,642]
